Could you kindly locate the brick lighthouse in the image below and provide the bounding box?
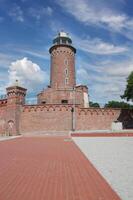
[37,32,89,107]
[1,32,130,136]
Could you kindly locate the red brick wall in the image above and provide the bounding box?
[37,87,86,105]
[50,46,75,89]
[20,105,73,134]
[0,103,126,136]
[19,105,121,135]
[6,104,22,135]
[76,108,121,130]
[0,106,7,135]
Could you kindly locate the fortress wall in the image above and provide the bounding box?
[1,103,132,135]
[20,105,73,134]
[76,108,121,130]
[0,106,7,135]
[20,105,122,134]
[0,104,21,136]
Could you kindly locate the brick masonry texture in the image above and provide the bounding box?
[0,101,133,135]
[20,105,72,133]
[50,46,75,89]
[0,137,121,200]
[20,106,121,134]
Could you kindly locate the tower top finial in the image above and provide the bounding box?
[15,79,19,86]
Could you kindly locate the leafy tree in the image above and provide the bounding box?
[89,101,100,108]
[104,101,133,109]
[121,71,133,101]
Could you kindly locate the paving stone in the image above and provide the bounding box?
[0,137,121,200]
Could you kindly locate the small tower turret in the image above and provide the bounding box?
[6,84,27,105]
[5,82,27,135]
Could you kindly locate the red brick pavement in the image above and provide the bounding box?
[0,137,121,200]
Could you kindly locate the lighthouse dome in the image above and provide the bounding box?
[53,31,72,45]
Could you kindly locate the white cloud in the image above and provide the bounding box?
[73,35,127,55]
[25,96,37,104]
[8,57,49,91]
[76,58,133,104]
[56,0,133,40]
[29,6,53,21]
[46,7,53,16]
[0,71,8,95]
[9,4,24,22]
[19,49,49,60]
[0,85,6,95]
[49,20,64,33]
[104,62,133,77]
[0,53,16,68]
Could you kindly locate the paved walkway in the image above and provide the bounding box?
[0,137,121,200]
[0,135,22,141]
[72,132,133,137]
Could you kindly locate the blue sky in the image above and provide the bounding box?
[0,0,133,105]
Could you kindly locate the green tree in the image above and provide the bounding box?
[104,101,133,109]
[121,71,133,101]
[89,101,100,108]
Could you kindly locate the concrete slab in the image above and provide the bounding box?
[73,137,133,200]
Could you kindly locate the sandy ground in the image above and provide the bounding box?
[73,137,133,200]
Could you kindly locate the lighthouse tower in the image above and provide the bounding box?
[49,32,76,89]
[37,32,89,107]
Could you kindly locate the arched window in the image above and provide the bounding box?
[65,78,69,85]
[65,68,68,75]
[64,58,68,66]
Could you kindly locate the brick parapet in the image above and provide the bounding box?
[0,99,7,107]
[77,107,121,115]
[22,104,73,112]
